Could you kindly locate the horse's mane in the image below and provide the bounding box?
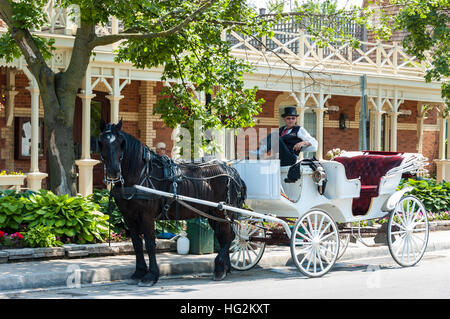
[120,131,146,175]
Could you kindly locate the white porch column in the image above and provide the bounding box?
[447,115,450,160]
[435,104,450,182]
[313,108,326,160]
[372,110,383,151]
[5,69,18,127]
[75,91,100,196]
[107,95,123,124]
[438,112,446,160]
[25,83,47,191]
[389,112,398,152]
[416,115,425,154]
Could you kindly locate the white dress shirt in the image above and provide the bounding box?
[281,126,318,153]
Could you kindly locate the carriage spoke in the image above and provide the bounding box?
[319,231,336,242]
[319,244,337,259]
[299,247,313,267]
[392,221,407,231]
[304,217,315,239]
[295,230,312,242]
[317,215,325,236]
[318,222,332,239]
[318,246,332,264]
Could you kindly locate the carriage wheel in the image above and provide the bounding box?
[230,217,266,271]
[387,195,429,267]
[290,209,339,278]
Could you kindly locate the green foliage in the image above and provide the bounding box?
[23,225,62,248]
[0,189,109,244]
[90,188,126,235]
[22,190,109,243]
[0,190,27,230]
[155,220,185,236]
[91,188,184,237]
[398,178,450,213]
[387,0,449,111]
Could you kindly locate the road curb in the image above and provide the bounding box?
[0,239,176,264]
[0,229,449,292]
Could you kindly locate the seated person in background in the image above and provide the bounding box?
[252,106,318,166]
[155,142,167,156]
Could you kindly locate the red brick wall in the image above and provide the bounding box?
[255,90,280,118]
[324,128,360,155]
[422,131,439,173]
[119,80,140,113]
[327,95,359,122]
[398,100,418,124]
[364,0,408,44]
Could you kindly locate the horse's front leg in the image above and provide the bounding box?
[138,214,160,286]
[122,212,148,282]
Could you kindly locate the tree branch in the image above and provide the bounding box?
[0,0,52,81]
[90,0,216,48]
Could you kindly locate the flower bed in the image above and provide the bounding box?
[0,189,110,249]
[0,188,184,249]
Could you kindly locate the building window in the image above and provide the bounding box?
[14,117,45,160]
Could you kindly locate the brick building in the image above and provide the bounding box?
[0,2,448,194]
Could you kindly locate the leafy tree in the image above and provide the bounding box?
[374,0,449,114]
[0,0,269,195]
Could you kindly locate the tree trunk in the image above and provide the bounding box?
[45,114,78,196]
[39,76,78,196]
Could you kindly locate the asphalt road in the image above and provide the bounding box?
[1,250,449,300]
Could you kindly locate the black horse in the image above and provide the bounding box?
[98,120,247,286]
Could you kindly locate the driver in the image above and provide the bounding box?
[251,106,318,166]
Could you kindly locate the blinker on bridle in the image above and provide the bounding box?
[100,128,125,186]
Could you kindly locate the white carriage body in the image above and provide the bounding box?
[233,151,427,223]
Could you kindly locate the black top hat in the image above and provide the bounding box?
[281,106,299,117]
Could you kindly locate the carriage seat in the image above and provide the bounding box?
[333,154,404,215]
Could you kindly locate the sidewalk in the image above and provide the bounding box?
[1,230,450,292]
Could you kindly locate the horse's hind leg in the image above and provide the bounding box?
[210,218,235,281]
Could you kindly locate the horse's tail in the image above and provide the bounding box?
[226,164,247,209]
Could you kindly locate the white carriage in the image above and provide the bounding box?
[134,151,429,278]
[229,151,430,277]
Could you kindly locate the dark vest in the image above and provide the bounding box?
[279,126,303,156]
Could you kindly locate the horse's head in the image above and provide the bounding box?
[98,119,127,184]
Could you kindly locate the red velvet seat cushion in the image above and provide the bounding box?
[333,155,403,215]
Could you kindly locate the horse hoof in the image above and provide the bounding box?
[138,280,157,287]
[213,272,227,281]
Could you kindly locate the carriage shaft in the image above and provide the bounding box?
[133,185,292,238]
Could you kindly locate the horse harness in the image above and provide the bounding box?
[102,142,236,225]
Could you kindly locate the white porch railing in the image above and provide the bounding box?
[226,29,430,78]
